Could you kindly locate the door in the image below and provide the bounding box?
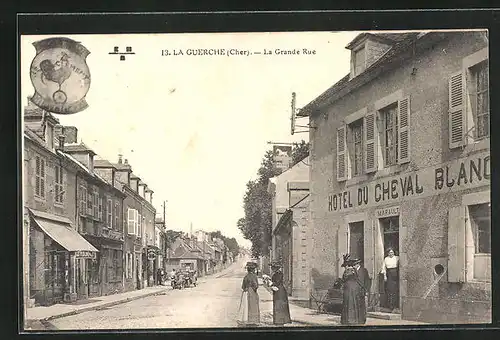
[379,216,400,309]
[349,221,365,262]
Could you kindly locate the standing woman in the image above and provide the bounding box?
[340,254,369,325]
[381,248,399,311]
[237,262,260,326]
[270,261,291,325]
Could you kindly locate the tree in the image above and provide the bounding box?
[208,230,240,258]
[238,150,282,258]
[291,140,310,166]
[165,230,183,250]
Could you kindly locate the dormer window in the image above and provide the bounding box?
[354,46,366,76]
[45,122,54,150]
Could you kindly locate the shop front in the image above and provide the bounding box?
[274,209,293,295]
[28,209,98,305]
[330,151,490,321]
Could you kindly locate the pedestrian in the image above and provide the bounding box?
[237,261,260,327]
[381,248,399,312]
[270,260,291,326]
[340,254,371,325]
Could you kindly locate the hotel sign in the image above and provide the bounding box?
[328,151,490,213]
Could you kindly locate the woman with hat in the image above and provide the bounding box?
[270,260,291,326]
[237,261,260,326]
[340,254,371,325]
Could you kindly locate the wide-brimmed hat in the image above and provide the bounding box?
[341,254,361,267]
[245,261,257,269]
[270,260,282,268]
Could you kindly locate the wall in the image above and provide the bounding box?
[290,190,310,300]
[308,32,490,323]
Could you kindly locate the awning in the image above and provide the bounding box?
[29,208,98,253]
[273,209,293,236]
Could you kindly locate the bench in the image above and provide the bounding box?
[309,288,343,313]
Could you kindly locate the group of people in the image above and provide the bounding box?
[235,247,399,327]
[236,260,291,327]
[339,248,400,325]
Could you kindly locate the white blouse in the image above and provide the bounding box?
[381,256,399,274]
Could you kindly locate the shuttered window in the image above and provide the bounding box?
[381,105,398,167]
[397,97,411,164]
[54,165,63,204]
[352,120,364,176]
[87,188,93,215]
[114,202,119,231]
[138,213,142,238]
[127,209,135,234]
[107,199,112,227]
[472,61,489,139]
[98,196,103,220]
[336,125,347,181]
[364,111,378,172]
[447,207,466,282]
[80,186,87,214]
[448,72,466,148]
[35,155,46,198]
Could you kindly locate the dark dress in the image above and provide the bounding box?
[340,266,371,325]
[385,267,399,310]
[271,271,291,325]
[242,272,260,325]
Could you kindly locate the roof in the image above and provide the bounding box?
[29,208,98,253]
[94,159,116,169]
[64,142,97,156]
[345,32,412,50]
[298,31,439,117]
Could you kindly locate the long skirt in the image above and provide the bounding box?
[340,280,366,325]
[236,290,260,326]
[273,286,291,325]
[385,268,399,310]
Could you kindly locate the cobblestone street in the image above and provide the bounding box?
[45,259,301,329]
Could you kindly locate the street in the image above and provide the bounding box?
[47,258,290,329]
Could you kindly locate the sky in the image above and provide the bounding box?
[21,31,359,249]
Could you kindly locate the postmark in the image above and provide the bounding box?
[29,37,91,114]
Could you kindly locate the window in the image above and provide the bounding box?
[54,164,64,204]
[115,250,123,279]
[80,186,87,214]
[35,155,46,199]
[107,199,113,228]
[87,188,93,216]
[349,119,364,176]
[472,61,489,139]
[98,196,103,221]
[127,208,135,235]
[93,190,99,219]
[114,202,119,231]
[469,203,491,254]
[381,104,399,167]
[354,47,366,76]
[449,49,489,148]
[138,213,142,238]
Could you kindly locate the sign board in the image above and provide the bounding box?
[328,151,490,213]
[376,206,400,218]
[273,145,292,171]
[74,250,96,259]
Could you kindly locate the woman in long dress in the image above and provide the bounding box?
[381,248,399,311]
[270,261,291,325]
[340,254,370,325]
[237,262,260,326]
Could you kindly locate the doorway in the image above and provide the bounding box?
[379,216,400,310]
[349,221,364,262]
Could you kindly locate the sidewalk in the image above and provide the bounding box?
[26,285,169,324]
[258,284,427,327]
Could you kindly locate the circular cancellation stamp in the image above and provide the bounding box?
[29,37,91,114]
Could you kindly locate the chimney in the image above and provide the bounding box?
[57,135,65,151]
[118,154,123,164]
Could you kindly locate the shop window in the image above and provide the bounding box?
[469,203,491,254]
[35,155,46,199]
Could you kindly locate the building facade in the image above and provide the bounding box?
[24,103,99,305]
[299,31,490,323]
[268,157,310,300]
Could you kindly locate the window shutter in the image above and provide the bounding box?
[336,125,348,181]
[397,96,411,164]
[35,156,41,196]
[98,197,103,220]
[447,206,466,282]
[115,203,119,231]
[134,210,139,236]
[337,222,348,277]
[40,159,45,197]
[449,72,466,149]
[127,209,135,234]
[364,112,377,172]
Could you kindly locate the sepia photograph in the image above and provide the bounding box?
[19,24,491,331]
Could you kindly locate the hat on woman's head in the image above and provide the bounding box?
[271,259,282,268]
[245,261,257,269]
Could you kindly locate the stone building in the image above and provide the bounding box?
[23,102,99,305]
[268,157,310,300]
[298,31,490,323]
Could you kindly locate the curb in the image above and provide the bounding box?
[28,287,170,323]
